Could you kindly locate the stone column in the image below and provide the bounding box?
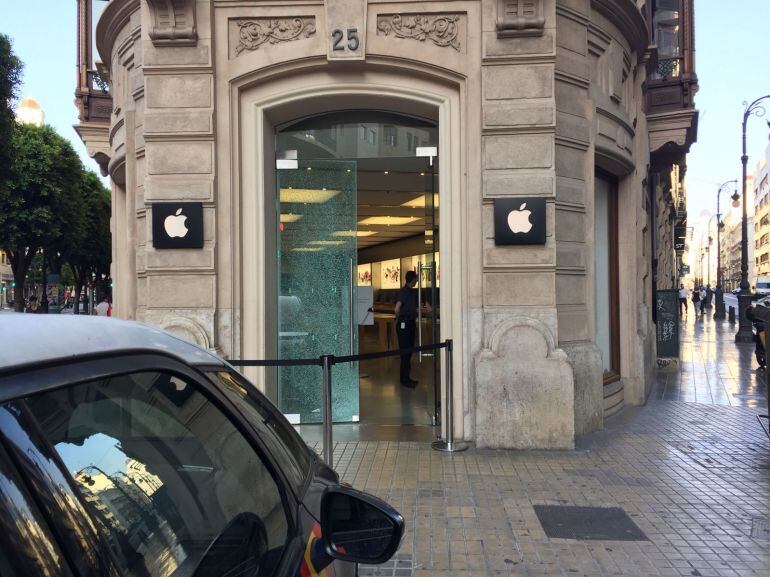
[475,0,575,449]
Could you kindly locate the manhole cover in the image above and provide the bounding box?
[533,505,648,541]
[751,517,770,540]
[359,553,414,577]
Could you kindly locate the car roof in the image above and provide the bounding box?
[0,314,226,372]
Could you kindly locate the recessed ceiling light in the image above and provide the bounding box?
[346,169,351,173]
[280,213,303,223]
[280,188,340,203]
[332,230,378,237]
[306,167,312,171]
[401,194,439,208]
[420,172,425,176]
[384,171,389,175]
[358,216,420,226]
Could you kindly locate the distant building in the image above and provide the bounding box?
[753,145,770,279]
[14,97,45,127]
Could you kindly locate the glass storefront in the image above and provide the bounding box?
[274,112,439,423]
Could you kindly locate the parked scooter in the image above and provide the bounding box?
[746,305,766,369]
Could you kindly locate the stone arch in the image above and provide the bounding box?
[233,60,475,439]
[475,316,575,449]
[161,316,211,350]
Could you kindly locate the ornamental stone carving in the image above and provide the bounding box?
[496,0,545,38]
[376,14,462,52]
[232,18,316,56]
[146,0,198,46]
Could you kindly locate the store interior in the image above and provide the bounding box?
[274,112,440,427]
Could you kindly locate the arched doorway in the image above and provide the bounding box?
[236,68,475,441]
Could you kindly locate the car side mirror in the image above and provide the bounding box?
[321,486,404,564]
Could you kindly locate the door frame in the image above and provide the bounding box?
[235,67,472,439]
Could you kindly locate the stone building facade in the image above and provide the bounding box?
[753,147,770,279]
[77,0,686,449]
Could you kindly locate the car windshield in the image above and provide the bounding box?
[206,370,312,494]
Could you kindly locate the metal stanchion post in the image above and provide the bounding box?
[432,340,469,453]
[321,355,334,468]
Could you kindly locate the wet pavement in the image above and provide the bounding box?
[653,303,768,409]
[314,312,770,576]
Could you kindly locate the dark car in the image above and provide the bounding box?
[0,315,403,577]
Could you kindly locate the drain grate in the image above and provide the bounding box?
[751,517,770,540]
[359,553,414,577]
[533,505,648,541]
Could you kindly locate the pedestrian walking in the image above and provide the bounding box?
[93,295,112,317]
[25,295,41,314]
[394,270,431,388]
[678,283,689,316]
[692,286,701,316]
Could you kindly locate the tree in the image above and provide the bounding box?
[0,123,85,311]
[67,171,111,314]
[0,34,22,192]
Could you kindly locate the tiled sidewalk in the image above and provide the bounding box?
[315,314,770,576]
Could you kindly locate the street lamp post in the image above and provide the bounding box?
[714,180,737,319]
[736,95,770,343]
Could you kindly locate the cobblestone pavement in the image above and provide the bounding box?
[308,313,770,576]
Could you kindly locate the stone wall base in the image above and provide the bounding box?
[561,341,603,436]
[475,315,575,449]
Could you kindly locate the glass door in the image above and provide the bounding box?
[418,156,440,425]
[276,159,359,423]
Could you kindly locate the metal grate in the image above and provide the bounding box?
[533,505,648,541]
[359,553,415,577]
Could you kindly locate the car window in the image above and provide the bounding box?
[206,370,312,493]
[24,371,290,577]
[0,441,74,577]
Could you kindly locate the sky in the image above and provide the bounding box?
[1,0,101,175]
[686,1,770,221]
[1,1,769,202]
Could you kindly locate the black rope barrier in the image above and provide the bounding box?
[227,341,447,367]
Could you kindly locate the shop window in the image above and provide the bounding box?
[407,132,413,151]
[594,173,620,382]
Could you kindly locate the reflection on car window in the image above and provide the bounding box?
[208,371,311,492]
[25,371,289,577]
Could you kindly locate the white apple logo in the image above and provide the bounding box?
[164,208,189,238]
[507,202,533,234]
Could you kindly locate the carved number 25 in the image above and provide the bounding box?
[331,28,359,51]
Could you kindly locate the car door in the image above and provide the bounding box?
[0,356,303,577]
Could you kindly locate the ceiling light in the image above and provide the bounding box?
[384,171,389,175]
[280,188,340,203]
[291,247,322,252]
[306,167,312,171]
[358,216,420,226]
[332,230,378,237]
[308,240,346,246]
[420,172,425,176]
[280,213,303,223]
[401,194,439,209]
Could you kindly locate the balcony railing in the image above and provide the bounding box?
[651,57,682,81]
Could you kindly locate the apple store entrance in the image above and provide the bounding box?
[267,111,440,435]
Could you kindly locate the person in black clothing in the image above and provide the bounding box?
[394,270,431,388]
